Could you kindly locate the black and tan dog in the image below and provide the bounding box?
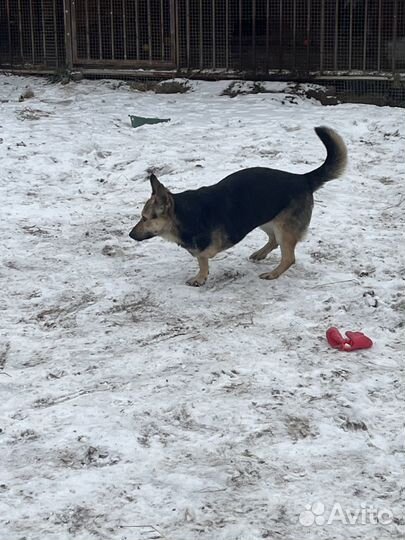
[129,126,347,286]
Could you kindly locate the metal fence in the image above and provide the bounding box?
[0,0,404,77]
[0,0,65,68]
[71,0,174,67]
[174,0,405,74]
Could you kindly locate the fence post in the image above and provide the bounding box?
[63,0,73,69]
[392,0,398,76]
[320,0,325,73]
[173,0,179,70]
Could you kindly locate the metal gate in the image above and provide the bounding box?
[0,0,65,68]
[175,0,405,75]
[70,0,175,67]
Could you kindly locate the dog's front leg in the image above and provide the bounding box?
[186,256,209,287]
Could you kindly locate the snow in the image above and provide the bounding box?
[0,74,404,540]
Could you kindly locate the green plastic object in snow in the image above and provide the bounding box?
[129,115,171,128]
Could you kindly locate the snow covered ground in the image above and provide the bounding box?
[0,74,404,540]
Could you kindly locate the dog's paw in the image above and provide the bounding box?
[186,276,207,287]
[259,271,279,280]
[249,249,268,261]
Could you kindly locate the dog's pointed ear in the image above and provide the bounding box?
[150,173,173,210]
[150,173,165,196]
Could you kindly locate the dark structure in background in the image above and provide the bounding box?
[0,0,66,67]
[0,1,404,102]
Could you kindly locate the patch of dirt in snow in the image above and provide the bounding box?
[0,75,404,540]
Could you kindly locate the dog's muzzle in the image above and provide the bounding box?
[129,225,154,241]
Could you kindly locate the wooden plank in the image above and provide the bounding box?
[97,0,102,59]
[293,0,297,69]
[320,0,325,72]
[212,0,216,69]
[348,0,353,71]
[29,0,35,63]
[71,0,79,63]
[135,0,140,61]
[52,0,59,66]
[160,0,164,61]
[186,0,190,68]
[41,0,47,62]
[334,0,339,71]
[111,0,115,60]
[362,0,368,71]
[123,0,127,60]
[392,0,398,74]
[252,0,256,70]
[199,0,203,69]
[17,0,23,60]
[306,0,311,70]
[147,0,152,62]
[85,0,90,59]
[225,0,229,69]
[377,0,382,71]
[266,0,270,71]
[63,0,73,68]
[169,0,176,66]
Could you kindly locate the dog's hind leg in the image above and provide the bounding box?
[250,225,278,261]
[259,194,313,280]
[186,256,209,287]
[259,229,297,280]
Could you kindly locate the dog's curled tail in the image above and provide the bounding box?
[306,126,347,192]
